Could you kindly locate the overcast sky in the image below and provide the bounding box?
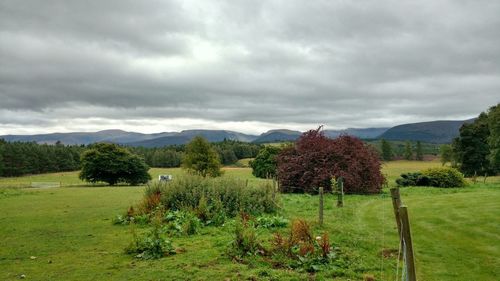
[1,0,499,135]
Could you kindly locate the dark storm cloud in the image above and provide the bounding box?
[0,0,499,133]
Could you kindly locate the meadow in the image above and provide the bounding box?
[0,161,499,280]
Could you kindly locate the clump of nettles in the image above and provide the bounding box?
[163,210,202,236]
[125,218,176,260]
[227,213,264,259]
[254,215,288,229]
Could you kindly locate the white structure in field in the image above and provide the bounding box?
[158,175,173,182]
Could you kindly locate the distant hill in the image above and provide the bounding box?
[0,129,256,147]
[378,119,475,143]
[0,118,476,146]
[0,130,167,145]
[323,128,389,139]
[125,130,258,147]
[252,129,302,143]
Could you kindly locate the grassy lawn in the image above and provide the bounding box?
[0,161,499,280]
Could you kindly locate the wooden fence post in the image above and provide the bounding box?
[319,186,324,226]
[337,177,344,207]
[272,179,276,201]
[390,188,403,247]
[399,206,417,281]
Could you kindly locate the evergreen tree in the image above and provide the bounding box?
[250,146,283,179]
[453,113,493,176]
[220,149,238,165]
[487,104,500,169]
[404,141,413,160]
[0,140,4,176]
[381,139,393,161]
[416,141,424,161]
[182,136,222,177]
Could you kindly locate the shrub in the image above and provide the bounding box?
[395,172,425,187]
[396,167,466,188]
[277,128,384,194]
[153,176,278,220]
[421,167,466,188]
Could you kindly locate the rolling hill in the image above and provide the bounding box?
[252,129,302,143]
[125,130,258,147]
[0,118,475,146]
[0,130,169,145]
[378,119,474,143]
[323,127,389,139]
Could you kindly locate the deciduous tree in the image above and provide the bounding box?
[79,143,151,185]
[277,128,384,194]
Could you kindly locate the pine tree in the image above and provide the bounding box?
[182,136,222,177]
[416,141,424,161]
[381,139,393,161]
[487,104,500,170]
[453,112,493,176]
[404,141,413,160]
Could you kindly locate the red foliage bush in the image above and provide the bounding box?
[277,128,384,194]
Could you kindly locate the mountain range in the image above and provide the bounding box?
[0,119,473,147]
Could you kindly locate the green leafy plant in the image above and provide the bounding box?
[255,215,288,229]
[227,213,263,258]
[125,221,176,260]
[163,210,202,236]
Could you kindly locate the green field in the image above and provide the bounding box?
[0,161,499,280]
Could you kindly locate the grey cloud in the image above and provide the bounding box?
[0,0,499,133]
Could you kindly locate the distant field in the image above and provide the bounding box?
[0,167,269,189]
[0,161,499,280]
[1,159,497,188]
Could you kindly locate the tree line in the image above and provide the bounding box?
[0,139,262,177]
[129,140,262,168]
[0,140,84,177]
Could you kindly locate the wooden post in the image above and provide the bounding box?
[319,186,324,226]
[272,179,276,201]
[337,177,344,207]
[245,179,249,187]
[390,188,403,247]
[399,206,417,281]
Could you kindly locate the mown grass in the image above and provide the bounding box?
[0,161,499,280]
